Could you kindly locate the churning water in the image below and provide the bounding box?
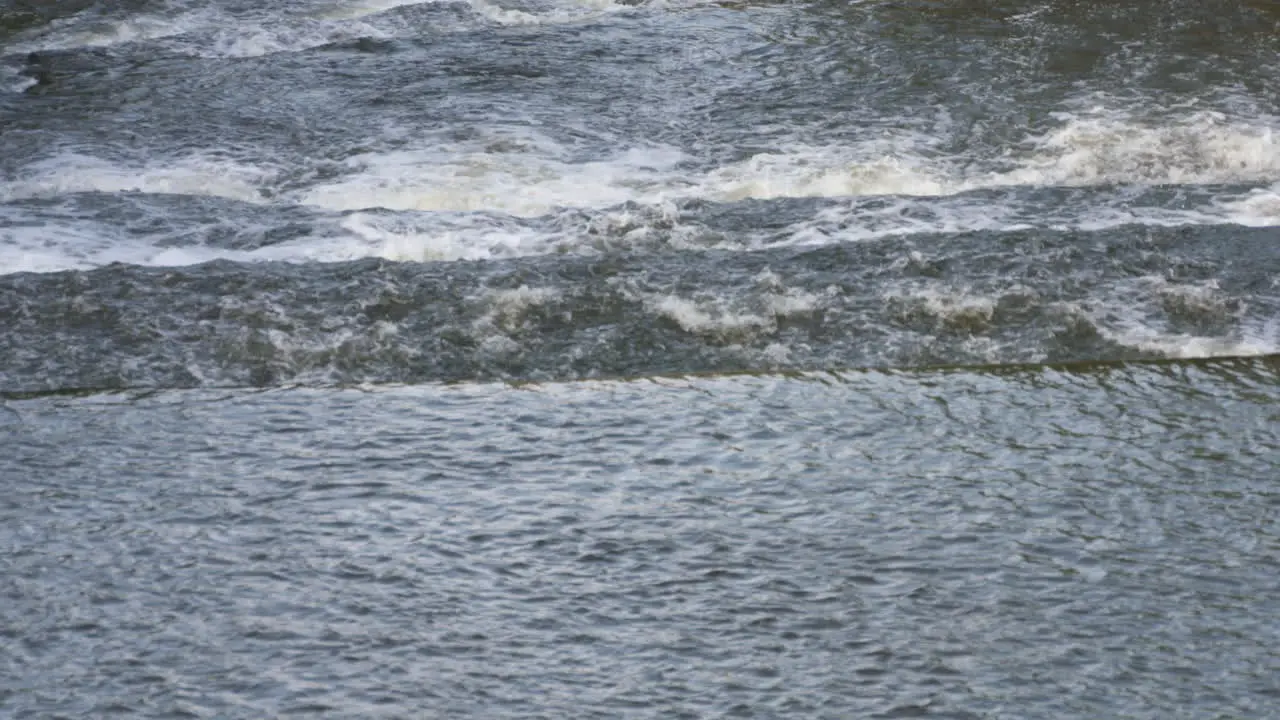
[2,0,1278,717]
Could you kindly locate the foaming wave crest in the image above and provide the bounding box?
[199,0,638,56]
[1099,322,1278,360]
[6,0,651,58]
[299,112,1279,223]
[1,64,37,94]
[300,141,689,216]
[469,0,629,26]
[307,0,443,21]
[1216,183,1280,227]
[989,111,1280,188]
[872,276,1279,366]
[312,0,636,25]
[468,285,562,357]
[0,221,120,275]
[1079,276,1279,361]
[196,17,391,58]
[888,288,999,335]
[6,1,415,56]
[0,154,276,204]
[298,136,959,220]
[342,211,556,262]
[5,114,1276,275]
[0,214,376,275]
[702,113,1280,202]
[8,10,204,53]
[637,270,833,344]
[341,201,703,263]
[696,150,950,201]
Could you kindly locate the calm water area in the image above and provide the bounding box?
[2,0,1279,716]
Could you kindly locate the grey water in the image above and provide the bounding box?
[2,0,1279,716]
[4,364,1280,717]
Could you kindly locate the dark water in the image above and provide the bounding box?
[2,0,1279,716]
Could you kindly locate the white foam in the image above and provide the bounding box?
[696,149,950,202]
[760,283,828,318]
[1,64,37,94]
[0,224,111,274]
[696,114,1280,203]
[7,3,390,58]
[8,3,368,56]
[327,197,713,264]
[299,142,688,217]
[472,285,560,332]
[29,126,1260,238]
[0,154,277,205]
[8,112,1254,224]
[296,137,963,223]
[307,0,442,22]
[183,0,636,58]
[1102,324,1277,360]
[294,111,1280,228]
[1079,276,1279,360]
[463,285,562,360]
[340,212,556,262]
[469,0,628,26]
[197,18,391,58]
[641,273,829,341]
[7,0,642,58]
[985,111,1280,188]
[889,288,998,333]
[0,211,378,275]
[1216,183,1280,227]
[137,233,385,266]
[5,109,1279,274]
[650,294,772,338]
[9,11,204,53]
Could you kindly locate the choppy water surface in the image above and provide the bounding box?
[2,0,1279,716]
[3,0,1280,387]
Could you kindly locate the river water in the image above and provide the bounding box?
[2,0,1278,717]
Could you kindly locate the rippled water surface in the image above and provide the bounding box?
[2,0,1280,716]
[3,362,1280,717]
